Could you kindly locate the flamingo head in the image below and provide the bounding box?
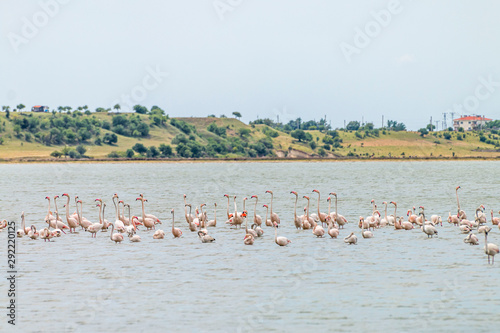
[290,191,297,195]
[183,194,186,198]
[382,201,387,204]
[118,200,124,204]
[214,203,217,207]
[407,210,411,216]
[331,192,337,197]
[171,209,174,214]
[456,186,461,190]
[229,213,234,218]
[371,199,374,203]
[303,195,309,200]
[113,193,118,198]
[139,193,144,197]
[135,197,141,201]
[251,195,257,199]
[62,193,69,197]
[95,198,101,202]
[327,197,331,202]
[242,211,248,217]
[54,195,59,199]
[263,205,268,208]
[243,197,248,201]
[201,203,206,207]
[233,195,236,199]
[266,190,272,194]
[390,201,397,206]
[419,206,424,209]
[45,196,50,200]
[77,200,82,204]
[224,194,229,198]
[287,239,291,244]
[273,221,279,228]
[312,189,319,193]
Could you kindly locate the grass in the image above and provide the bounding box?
[0,112,499,160]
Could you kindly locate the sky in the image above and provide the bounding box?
[1,0,500,130]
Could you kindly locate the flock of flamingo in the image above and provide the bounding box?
[1,186,499,264]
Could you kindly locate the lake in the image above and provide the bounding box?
[1,161,499,332]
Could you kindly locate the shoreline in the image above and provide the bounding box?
[1,155,500,164]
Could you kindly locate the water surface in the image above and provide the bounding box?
[1,161,499,332]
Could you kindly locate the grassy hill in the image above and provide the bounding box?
[0,111,499,161]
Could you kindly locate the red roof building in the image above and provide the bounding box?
[453,115,492,131]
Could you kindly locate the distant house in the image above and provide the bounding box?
[31,105,49,112]
[453,115,491,131]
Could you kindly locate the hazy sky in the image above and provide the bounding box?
[1,0,499,130]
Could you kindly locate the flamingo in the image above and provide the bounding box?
[326,216,339,238]
[44,196,62,223]
[198,230,215,243]
[127,202,141,242]
[263,204,272,227]
[290,191,303,229]
[361,217,374,238]
[16,211,30,237]
[456,186,467,220]
[250,195,262,227]
[223,194,232,221]
[184,194,195,223]
[171,209,182,238]
[153,229,165,239]
[136,196,155,230]
[244,233,255,245]
[28,225,39,240]
[51,196,67,236]
[273,221,290,246]
[478,229,499,264]
[76,199,92,230]
[344,232,357,245]
[312,189,328,226]
[490,210,500,225]
[431,215,443,226]
[243,211,258,238]
[401,218,414,230]
[463,233,479,245]
[110,223,124,243]
[394,216,403,230]
[0,220,7,230]
[447,212,460,226]
[407,208,418,224]
[138,194,162,224]
[302,196,315,230]
[420,207,437,238]
[39,226,53,242]
[231,196,244,228]
[331,193,347,228]
[62,193,79,233]
[206,203,217,227]
[111,194,126,232]
[185,205,198,231]
[265,190,280,224]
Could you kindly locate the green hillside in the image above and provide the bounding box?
[0,110,499,161]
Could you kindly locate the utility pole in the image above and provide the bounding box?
[435,120,439,131]
[442,112,447,129]
[382,115,384,129]
[344,120,346,129]
[430,116,432,131]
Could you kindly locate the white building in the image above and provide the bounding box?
[453,115,491,131]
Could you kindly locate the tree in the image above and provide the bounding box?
[159,143,173,157]
[76,145,87,156]
[346,121,360,131]
[2,106,10,112]
[50,150,62,158]
[113,104,121,113]
[418,128,428,137]
[147,146,160,158]
[126,149,134,158]
[238,128,251,137]
[17,104,25,112]
[103,133,118,144]
[133,105,148,114]
[132,142,147,155]
[291,129,307,142]
[232,111,242,120]
[426,124,435,131]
